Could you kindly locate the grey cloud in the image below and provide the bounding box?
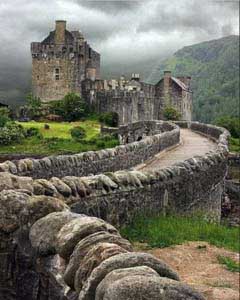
[137,0,236,36]
[74,0,141,13]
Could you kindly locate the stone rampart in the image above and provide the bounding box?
[0,121,180,179]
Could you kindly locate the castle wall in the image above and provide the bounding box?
[83,83,157,125]
[32,55,79,101]
[155,78,192,121]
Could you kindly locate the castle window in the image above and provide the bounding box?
[55,68,60,80]
[89,48,92,59]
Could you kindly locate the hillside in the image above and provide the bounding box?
[147,35,239,123]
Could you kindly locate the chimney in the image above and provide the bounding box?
[55,20,66,44]
[131,73,140,82]
[185,76,191,89]
[164,71,171,96]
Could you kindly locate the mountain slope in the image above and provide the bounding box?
[148,35,239,123]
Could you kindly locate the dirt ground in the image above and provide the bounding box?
[134,241,239,300]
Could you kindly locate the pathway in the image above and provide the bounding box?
[135,129,217,171]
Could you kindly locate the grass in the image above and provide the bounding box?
[217,255,240,272]
[229,137,240,153]
[16,120,100,140]
[0,120,119,155]
[121,215,239,252]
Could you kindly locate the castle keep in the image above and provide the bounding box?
[31,21,192,123]
[31,20,100,101]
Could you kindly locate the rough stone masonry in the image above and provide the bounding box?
[31,20,192,124]
[0,120,229,299]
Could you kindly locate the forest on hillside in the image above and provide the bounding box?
[148,35,239,123]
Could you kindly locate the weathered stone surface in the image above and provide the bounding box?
[50,177,72,197]
[95,275,205,300]
[0,190,29,233]
[33,179,58,196]
[24,194,69,227]
[56,217,119,259]
[0,189,68,233]
[78,252,180,300]
[74,242,128,293]
[0,172,34,193]
[30,211,86,255]
[95,266,159,299]
[64,232,133,287]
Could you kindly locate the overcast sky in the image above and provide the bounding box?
[0,0,239,104]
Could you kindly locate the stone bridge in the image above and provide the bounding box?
[136,128,217,171]
[0,120,229,300]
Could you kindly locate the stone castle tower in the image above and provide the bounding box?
[31,20,100,102]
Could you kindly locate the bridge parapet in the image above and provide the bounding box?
[0,121,229,299]
[0,121,180,179]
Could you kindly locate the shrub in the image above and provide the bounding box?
[70,126,86,141]
[44,124,50,130]
[0,107,10,127]
[99,112,119,127]
[0,122,25,145]
[24,127,42,139]
[163,106,181,121]
[0,114,9,128]
[214,116,240,138]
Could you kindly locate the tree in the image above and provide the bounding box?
[214,116,240,138]
[50,93,87,121]
[163,106,181,121]
[99,112,119,127]
[26,93,42,120]
[0,107,10,127]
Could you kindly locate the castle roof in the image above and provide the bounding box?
[171,77,189,91]
[41,30,75,44]
[156,76,191,92]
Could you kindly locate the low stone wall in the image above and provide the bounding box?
[0,122,229,225]
[117,120,174,144]
[0,121,180,179]
[0,190,204,300]
[0,122,229,299]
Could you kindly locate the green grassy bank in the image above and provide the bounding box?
[121,215,239,252]
[0,120,119,156]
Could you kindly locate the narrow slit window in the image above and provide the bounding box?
[55,68,60,80]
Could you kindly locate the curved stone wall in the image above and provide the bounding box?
[0,189,204,300]
[0,121,229,299]
[0,121,180,179]
[0,122,229,225]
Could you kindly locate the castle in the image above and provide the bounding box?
[31,21,192,123]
